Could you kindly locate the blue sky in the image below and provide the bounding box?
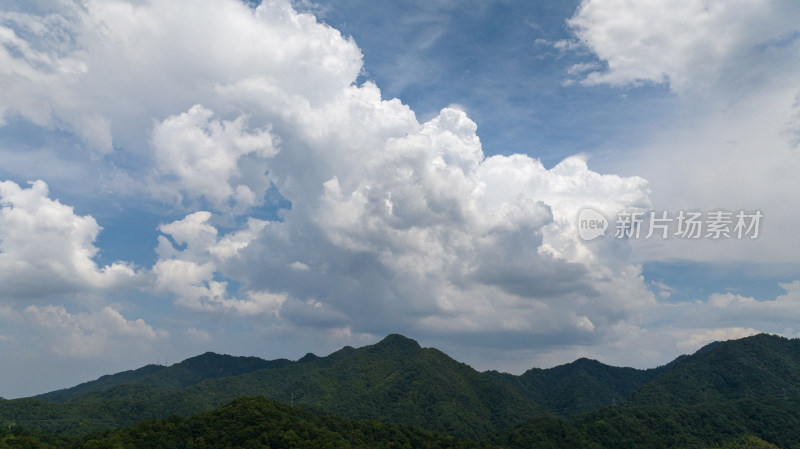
[1,0,799,398]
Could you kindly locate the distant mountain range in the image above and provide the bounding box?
[1,333,799,448]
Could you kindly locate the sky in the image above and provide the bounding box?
[0,0,799,398]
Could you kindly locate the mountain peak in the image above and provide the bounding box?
[297,352,319,363]
[184,351,223,362]
[573,357,602,365]
[373,334,421,351]
[365,334,421,353]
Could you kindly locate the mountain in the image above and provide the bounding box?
[491,334,800,449]
[2,333,800,448]
[0,334,546,438]
[185,334,545,439]
[627,333,800,407]
[0,384,213,435]
[35,352,290,403]
[493,395,800,449]
[0,353,291,435]
[490,357,668,416]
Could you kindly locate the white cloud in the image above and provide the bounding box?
[151,105,278,210]
[677,327,760,349]
[289,261,310,271]
[0,0,362,204]
[227,103,655,342]
[9,0,644,346]
[1,0,799,398]
[650,280,675,299]
[598,281,800,366]
[186,327,212,343]
[701,281,800,324]
[153,211,286,316]
[568,0,800,93]
[12,0,792,370]
[0,179,139,300]
[23,304,166,358]
[564,0,800,266]
[587,280,800,368]
[137,88,655,344]
[567,61,600,76]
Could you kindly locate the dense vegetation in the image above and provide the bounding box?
[489,356,670,416]
[36,353,290,403]
[185,334,544,439]
[492,398,800,449]
[3,335,547,439]
[1,333,799,448]
[1,396,490,449]
[705,435,782,449]
[627,334,800,408]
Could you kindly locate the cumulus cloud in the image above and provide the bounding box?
[567,0,800,92]
[568,280,800,367]
[214,102,654,343]
[186,327,212,343]
[0,0,649,346]
[5,0,800,399]
[0,0,361,133]
[676,327,760,349]
[606,281,800,367]
[560,0,800,267]
[699,281,800,326]
[151,105,279,210]
[464,280,800,370]
[23,304,166,358]
[153,211,287,316]
[0,0,733,362]
[0,179,139,300]
[0,0,362,207]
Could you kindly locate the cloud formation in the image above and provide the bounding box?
[0,0,362,154]
[153,211,285,316]
[562,0,800,265]
[151,105,279,210]
[0,179,138,300]
[567,0,800,92]
[2,0,797,399]
[0,0,658,352]
[23,304,166,358]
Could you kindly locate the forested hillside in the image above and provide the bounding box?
[1,334,799,448]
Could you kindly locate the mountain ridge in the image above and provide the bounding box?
[2,332,798,443]
[28,332,712,404]
[34,352,291,403]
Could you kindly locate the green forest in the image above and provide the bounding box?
[1,333,799,448]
